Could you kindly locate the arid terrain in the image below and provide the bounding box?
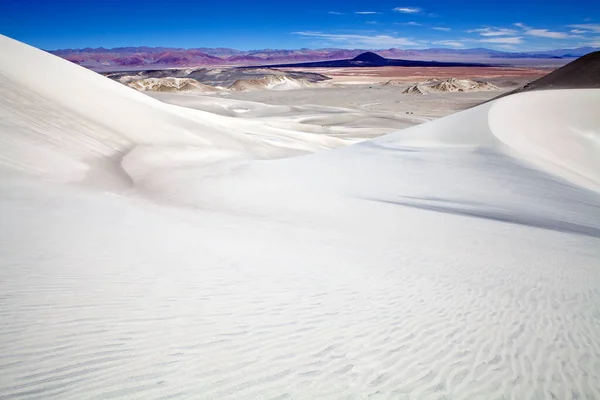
[138,65,548,140]
[3,0,600,395]
[3,29,600,400]
[281,66,548,85]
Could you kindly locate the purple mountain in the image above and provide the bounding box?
[48,46,600,71]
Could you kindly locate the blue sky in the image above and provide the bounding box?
[1,0,599,51]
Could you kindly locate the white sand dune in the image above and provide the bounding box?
[0,36,350,185]
[490,90,600,193]
[1,34,600,400]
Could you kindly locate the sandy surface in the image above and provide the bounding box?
[2,34,600,400]
[148,87,503,141]
[280,66,549,85]
[126,65,546,132]
[211,85,501,116]
[147,78,514,141]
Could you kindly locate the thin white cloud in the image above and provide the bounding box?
[571,29,587,34]
[355,11,378,15]
[583,39,600,47]
[568,24,600,33]
[513,23,580,39]
[292,31,420,47]
[433,40,464,47]
[328,11,344,15]
[525,29,577,39]
[480,37,523,44]
[468,27,517,36]
[393,7,421,13]
[433,27,451,32]
[407,21,422,26]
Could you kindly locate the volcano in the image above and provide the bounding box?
[352,51,388,64]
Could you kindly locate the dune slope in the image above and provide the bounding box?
[1,35,600,400]
[0,36,348,184]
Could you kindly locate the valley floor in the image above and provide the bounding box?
[150,86,507,140]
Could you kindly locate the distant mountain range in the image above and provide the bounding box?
[48,46,600,71]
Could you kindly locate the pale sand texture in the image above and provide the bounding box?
[280,66,548,84]
[1,34,600,400]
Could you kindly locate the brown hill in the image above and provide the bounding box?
[402,85,427,95]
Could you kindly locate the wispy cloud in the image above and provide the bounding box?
[407,21,422,26]
[433,27,451,32]
[468,27,517,36]
[582,38,600,47]
[571,29,587,34]
[433,40,464,47]
[328,11,344,15]
[568,24,600,33]
[513,23,580,39]
[355,11,378,15]
[525,29,577,39]
[480,37,523,44]
[292,31,420,47]
[393,7,421,14]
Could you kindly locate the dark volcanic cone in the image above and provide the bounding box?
[352,52,388,65]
